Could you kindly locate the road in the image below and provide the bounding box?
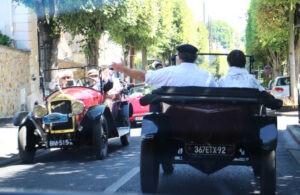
[0,116,299,194]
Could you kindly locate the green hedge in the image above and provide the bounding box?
[0,32,12,46]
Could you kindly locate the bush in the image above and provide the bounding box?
[0,31,12,46]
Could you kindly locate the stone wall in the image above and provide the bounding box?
[0,45,30,118]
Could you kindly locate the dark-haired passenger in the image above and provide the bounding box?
[218,49,264,91]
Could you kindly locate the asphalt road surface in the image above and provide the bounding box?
[0,118,299,195]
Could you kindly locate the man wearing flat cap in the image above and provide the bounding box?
[152,60,163,70]
[112,43,216,89]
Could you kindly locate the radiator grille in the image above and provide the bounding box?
[50,100,73,130]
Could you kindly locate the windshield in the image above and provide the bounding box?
[1,0,299,195]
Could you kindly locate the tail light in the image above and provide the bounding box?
[274,87,284,92]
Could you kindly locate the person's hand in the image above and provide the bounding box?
[111,60,126,73]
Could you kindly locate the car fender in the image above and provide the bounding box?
[245,116,278,151]
[13,111,30,126]
[141,113,170,139]
[259,121,278,151]
[119,101,133,118]
[83,105,118,138]
[13,112,46,142]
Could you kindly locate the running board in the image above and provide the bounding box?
[117,127,130,137]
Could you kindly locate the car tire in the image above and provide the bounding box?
[120,133,130,146]
[162,162,174,175]
[93,115,108,160]
[18,125,36,164]
[260,150,276,195]
[140,139,159,193]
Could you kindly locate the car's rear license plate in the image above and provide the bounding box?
[135,116,143,121]
[185,144,234,156]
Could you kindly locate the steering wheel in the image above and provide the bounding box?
[77,77,98,87]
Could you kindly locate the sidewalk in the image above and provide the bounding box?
[0,118,19,166]
[287,124,300,145]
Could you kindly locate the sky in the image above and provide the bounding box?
[185,0,251,35]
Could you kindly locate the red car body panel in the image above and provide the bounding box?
[124,83,150,123]
[46,87,106,125]
[46,86,105,108]
[125,95,150,122]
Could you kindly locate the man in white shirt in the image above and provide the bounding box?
[218,49,264,91]
[112,44,216,174]
[112,44,216,89]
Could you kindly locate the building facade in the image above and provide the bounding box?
[0,0,41,118]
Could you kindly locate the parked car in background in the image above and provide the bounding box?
[266,79,274,93]
[124,83,150,126]
[269,76,290,99]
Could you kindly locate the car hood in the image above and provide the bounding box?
[46,87,104,108]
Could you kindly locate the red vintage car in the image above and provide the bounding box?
[124,83,150,126]
[13,66,132,163]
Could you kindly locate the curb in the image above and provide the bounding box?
[0,155,19,167]
[0,118,13,126]
[287,125,300,145]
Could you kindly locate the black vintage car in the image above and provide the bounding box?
[139,87,282,194]
[139,54,282,195]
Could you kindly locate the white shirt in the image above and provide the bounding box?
[217,66,264,91]
[145,62,216,89]
[107,76,123,95]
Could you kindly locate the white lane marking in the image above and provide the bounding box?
[104,166,139,193]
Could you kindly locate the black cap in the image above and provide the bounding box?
[176,44,198,54]
[108,65,114,70]
[152,60,163,68]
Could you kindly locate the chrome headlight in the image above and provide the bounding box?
[33,105,47,118]
[72,101,85,115]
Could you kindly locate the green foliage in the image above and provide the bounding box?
[58,0,122,63]
[15,0,211,68]
[149,0,209,61]
[210,20,235,50]
[196,52,228,77]
[0,32,12,46]
[246,0,289,75]
[108,0,160,51]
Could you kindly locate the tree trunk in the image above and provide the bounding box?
[37,21,60,83]
[142,47,147,70]
[295,35,300,88]
[129,46,135,83]
[35,0,60,82]
[271,51,279,79]
[288,1,297,105]
[122,45,130,83]
[87,37,100,66]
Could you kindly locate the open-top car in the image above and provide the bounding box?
[124,83,151,126]
[139,53,283,195]
[13,66,132,163]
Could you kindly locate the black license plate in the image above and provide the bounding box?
[185,144,235,156]
[49,139,73,147]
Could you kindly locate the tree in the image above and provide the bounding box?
[15,0,60,82]
[246,0,300,104]
[210,20,235,50]
[108,0,160,72]
[246,0,289,79]
[58,0,122,66]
